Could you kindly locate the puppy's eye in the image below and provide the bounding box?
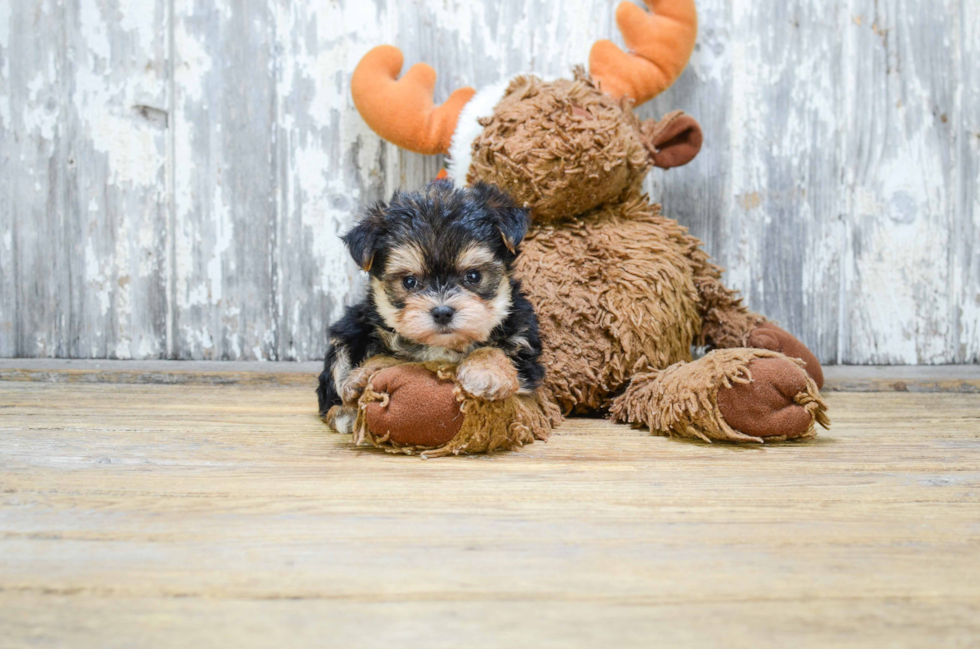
[464,270,482,285]
[402,276,418,290]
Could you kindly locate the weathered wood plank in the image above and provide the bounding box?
[716,0,842,363]
[67,0,171,359]
[171,0,279,360]
[1,1,72,358]
[1,383,979,646]
[956,1,980,362]
[840,0,960,363]
[2,595,979,649]
[2,595,978,649]
[0,0,170,359]
[271,0,392,361]
[0,0,12,357]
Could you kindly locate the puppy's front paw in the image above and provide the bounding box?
[339,355,402,404]
[323,404,357,434]
[456,348,520,401]
[339,373,369,404]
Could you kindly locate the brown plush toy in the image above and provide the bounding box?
[345,0,829,453]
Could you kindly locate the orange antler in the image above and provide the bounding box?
[351,45,476,155]
[589,0,698,106]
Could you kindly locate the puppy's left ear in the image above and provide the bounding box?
[471,182,530,255]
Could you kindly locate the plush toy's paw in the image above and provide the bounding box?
[747,323,824,389]
[716,357,827,441]
[350,361,559,457]
[610,348,829,444]
[361,365,464,448]
[456,348,520,401]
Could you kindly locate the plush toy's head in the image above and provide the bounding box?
[352,0,704,222]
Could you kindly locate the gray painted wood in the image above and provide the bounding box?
[2,0,71,359]
[1,0,169,359]
[842,0,960,364]
[0,0,977,363]
[171,0,280,360]
[957,1,979,363]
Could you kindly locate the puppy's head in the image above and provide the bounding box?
[344,181,529,351]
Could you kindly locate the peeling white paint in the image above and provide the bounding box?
[85,241,111,317]
[137,336,158,359]
[23,68,58,141]
[79,0,111,64]
[0,91,9,131]
[76,77,164,186]
[0,1,9,50]
[3,0,977,363]
[173,19,212,104]
[207,180,232,305]
[117,0,158,57]
[73,0,165,189]
[0,4,9,132]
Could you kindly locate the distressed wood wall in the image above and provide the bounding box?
[1,0,978,363]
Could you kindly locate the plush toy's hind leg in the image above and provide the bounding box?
[691,257,824,388]
[610,349,829,443]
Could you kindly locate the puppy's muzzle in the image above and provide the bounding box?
[430,305,456,326]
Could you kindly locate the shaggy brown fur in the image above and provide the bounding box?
[515,186,761,413]
[466,71,826,443]
[470,72,774,412]
[468,70,650,223]
[353,361,561,458]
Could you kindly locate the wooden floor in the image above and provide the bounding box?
[1,379,979,648]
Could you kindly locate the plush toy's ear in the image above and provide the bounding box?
[642,111,703,169]
[470,182,530,254]
[343,204,387,272]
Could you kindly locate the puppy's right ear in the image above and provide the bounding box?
[470,182,530,255]
[343,204,386,272]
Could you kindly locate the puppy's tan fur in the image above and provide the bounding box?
[372,276,513,353]
[383,243,426,277]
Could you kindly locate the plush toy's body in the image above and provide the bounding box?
[341,0,829,453]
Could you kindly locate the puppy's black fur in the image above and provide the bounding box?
[317,181,544,419]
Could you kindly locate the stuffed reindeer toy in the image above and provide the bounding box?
[333,0,828,455]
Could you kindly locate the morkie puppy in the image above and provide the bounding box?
[317,180,545,433]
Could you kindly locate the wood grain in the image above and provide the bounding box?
[0,0,978,363]
[1,381,979,647]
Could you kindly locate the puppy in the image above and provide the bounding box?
[317,180,545,433]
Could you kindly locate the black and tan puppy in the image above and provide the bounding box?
[317,180,544,433]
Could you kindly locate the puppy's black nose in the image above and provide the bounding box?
[430,306,455,326]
